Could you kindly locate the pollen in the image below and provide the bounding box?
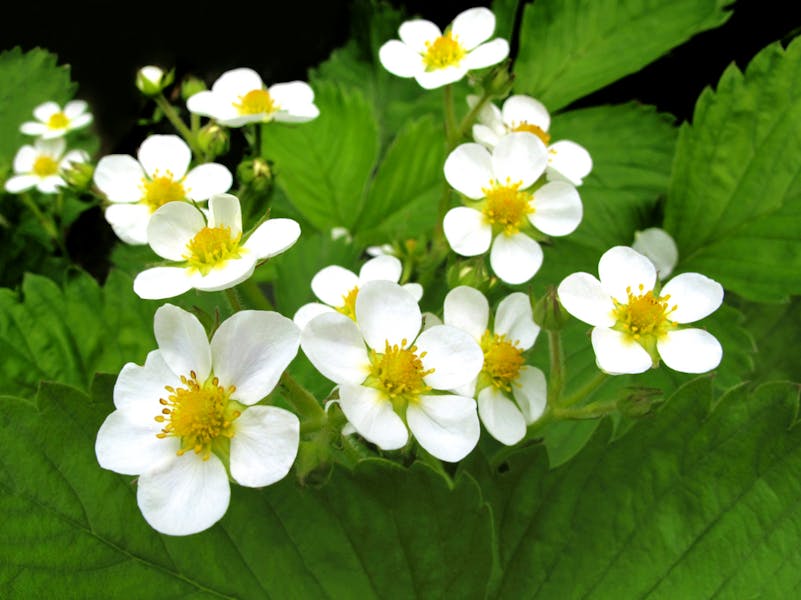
[183,225,244,275]
[336,286,359,320]
[32,155,59,177]
[233,89,277,116]
[511,121,551,145]
[154,371,240,460]
[423,32,466,70]
[481,178,534,235]
[141,170,186,211]
[613,284,677,341]
[47,112,69,129]
[368,339,434,409]
[480,331,524,392]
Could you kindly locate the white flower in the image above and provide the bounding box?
[557,246,724,375]
[443,286,545,445]
[301,280,484,462]
[20,100,93,139]
[366,243,397,257]
[186,67,319,127]
[4,137,88,194]
[293,255,424,329]
[95,304,301,535]
[133,193,300,299]
[443,132,583,284]
[94,134,233,245]
[632,227,679,279]
[469,94,593,186]
[136,65,173,96]
[378,7,509,89]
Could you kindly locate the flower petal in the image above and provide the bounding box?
[94,155,146,202]
[188,256,257,292]
[95,410,178,476]
[461,39,509,70]
[547,140,593,186]
[502,95,550,130]
[37,176,65,194]
[472,123,501,148]
[293,302,335,329]
[138,135,191,179]
[443,207,492,256]
[657,328,722,373]
[243,218,301,260]
[186,91,238,121]
[147,201,204,261]
[183,164,233,201]
[230,406,299,487]
[33,101,60,122]
[359,255,402,284]
[477,386,526,445]
[379,40,423,78]
[451,7,496,50]
[490,233,543,285]
[137,453,230,536]
[494,292,540,350]
[492,132,547,189]
[154,304,212,380]
[557,272,616,327]
[4,175,38,193]
[443,285,489,340]
[207,193,242,235]
[64,100,88,118]
[416,66,468,89]
[444,143,493,199]
[310,265,359,307]
[339,384,408,450]
[598,246,657,304]
[269,81,315,108]
[403,283,424,302]
[632,227,679,280]
[417,324,484,390]
[399,19,441,52]
[133,267,193,300]
[513,366,547,423]
[113,350,180,424]
[300,312,370,385]
[273,104,320,123]
[356,281,421,351]
[591,327,652,375]
[211,310,300,405]
[407,394,480,462]
[530,181,583,236]
[659,273,724,324]
[20,122,48,137]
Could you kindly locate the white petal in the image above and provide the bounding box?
[33,101,59,122]
[443,207,492,256]
[183,164,233,201]
[133,267,193,300]
[443,285,488,340]
[477,387,526,445]
[399,19,441,53]
[557,272,616,327]
[632,228,679,280]
[113,350,180,424]
[502,95,550,130]
[339,384,408,450]
[472,124,501,148]
[4,175,37,193]
[13,144,38,172]
[407,395,480,462]
[598,246,657,304]
[138,135,191,179]
[64,100,88,118]
[95,410,178,476]
[494,292,540,350]
[490,233,543,285]
[273,104,320,123]
[68,113,93,130]
[658,328,722,373]
[293,302,335,329]
[61,149,89,168]
[492,132,547,189]
[154,304,212,380]
[147,201,204,261]
[379,40,423,78]
[137,453,230,536]
[268,81,315,109]
[356,281,421,351]
[212,67,264,97]
[186,91,237,121]
[461,39,509,70]
[422,311,443,330]
[530,181,583,236]
[37,176,64,194]
[35,137,65,157]
[300,312,370,385]
[513,366,547,423]
[415,66,469,89]
[230,406,299,487]
[659,273,723,324]
[591,327,652,375]
[403,283,424,302]
[417,325,484,390]
[188,256,257,292]
[243,218,301,259]
[211,311,300,405]
[94,155,146,202]
[20,122,48,137]
[358,255,402,284]
[451,7,495,50]
[444,143,493,199]
[547,140,593,186]
[207,193,242,235]
[310,265,359,307]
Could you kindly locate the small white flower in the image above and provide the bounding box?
[632,227,679,279]
[186,67,319,127]
[133,193,300,299]
[95,134,233,245]
[95,304,301,535]
[366,243,397,257]
[378,7,509,89]
[4,137,88,194]
[469,94,593,186]
[301,281,484,462]
[136,65,173,96]
[293,255,423,329]
[557,246,724,375]
[443,286,545,445]
[20,100,93,140]
[443,132,583,284]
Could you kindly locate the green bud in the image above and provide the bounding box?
[446,258,494,292]
[237,158,273,192]
[181,75,207,102]
[480,59,515,99]
[618,387,663,418]
[197,123,229,159]
[61,161,94,191]
[533,285,570,331]
[135,65,174,97]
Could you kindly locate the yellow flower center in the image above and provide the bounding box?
[183,226,245,275]
[423,32,466,70]
[480,331,524,392]
[155,371,241,460]
[481,179,533,235]
[612,284,677,342]
[47,111,69,129]
[511,121,551,145]
[336,286,359,320]
[32,156,59,177]
[141,171,187,212]
[233,89,277,116]
[367,339,434,410]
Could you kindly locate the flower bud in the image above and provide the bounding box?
[237,158,273,192]
[136,65,174,97]
[181,75,207,102]
[480,59,515,99]
[533,285,570,331]
[61,161,94,191]
[197,123,229,159]
[618,387,663,418]
[446,258,494,292]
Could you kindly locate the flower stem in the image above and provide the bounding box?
[153,93,204,158]
[280,372,326,419]
[551,398,619,420]
[236,279,274,310]
[443,84,458,149]
[455,90,491,141]
[20,193,68,257]
[547,329,565,406]
[561,372,609,408]
[225,287,242,312]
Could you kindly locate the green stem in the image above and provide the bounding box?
[455,90,492,141]
[153,94,204,158]
[20,193,68,257]
[561,372,609,408]
[547,329,565,407]
[280,372,325,419]
[551,398,619,420]
[225,287,242,312]
[237,279,274,310]
[443,84,458,149]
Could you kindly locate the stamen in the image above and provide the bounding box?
[481,178,534,235]
[480,331,524,391]
[32,156,59,177]
[510,121,551,145]
[233,89,277,116]
[140,170,186,212]
[336,286,359,320]
[183,226,244,275]
[612,286,677,341]
[367,339,434,409]
[47,112,69,129]
[423,32,466,70]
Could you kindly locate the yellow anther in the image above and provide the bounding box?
[47,112,69,129]
[510,121,551,145]
[32,155,59,177]
[233,89,277,115]
[480,331,524,391]
[183,226,244,275]
[141,170,186,211]
[481,178,533,235]
[423,32,466,70]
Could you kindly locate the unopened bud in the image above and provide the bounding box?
[197,123,229,159]
[136,65,174,97]
[481,59,514,99]
[181,75,207,102]
[61,160,94,191]
[237,158,273,192]
[533,285,570,331]
[618,387,662,418]
[446,258,492,292]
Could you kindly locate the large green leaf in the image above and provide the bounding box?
[0,377,495,599]
[465,377,801,598]
[664,38,801,302]
[513,0,732,111]
[739,297,801,383]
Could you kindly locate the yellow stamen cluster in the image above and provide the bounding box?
[233,89,277,116]
[141,171,186,211]
[481,178,534,235]
[336,286,359,320]
[47,112,69,129]
[480,330,524,392]
[155,371,240,460]
[511,121,551,145]
[423,32,466,70]
[32,155,59,177]
[612,284,677,341]
[368,339,434,409]
[183,226,244,275]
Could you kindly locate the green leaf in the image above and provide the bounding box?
[665,38,801,302]
[739,297,801,383]
[513,0,732,111]
[0,378,495,599]
[466,377,801,598]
